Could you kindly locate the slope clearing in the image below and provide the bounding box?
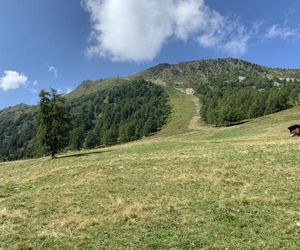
[0,88,300,249]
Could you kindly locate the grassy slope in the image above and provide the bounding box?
[1,88,300,249]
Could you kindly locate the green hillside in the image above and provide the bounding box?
[0,80,170,161]
[1,58,300,162]
[1,88,299,249]
[0,104,37,161]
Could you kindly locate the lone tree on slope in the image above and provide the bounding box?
[37,88,69,159]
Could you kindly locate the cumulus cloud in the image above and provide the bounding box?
[82,0,250,61]
[265,25,300,40]
[49,66,58,77]
[0,71,28,91]
[196,11,250,56]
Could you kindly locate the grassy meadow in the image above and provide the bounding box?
[0,89,300,249]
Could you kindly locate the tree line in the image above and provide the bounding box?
[197,77,300,126]
[0,80,171,161]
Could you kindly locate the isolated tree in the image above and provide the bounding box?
[36,90,51,154]
[37,88,70,159]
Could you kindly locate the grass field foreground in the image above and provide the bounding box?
[0,89,300,249]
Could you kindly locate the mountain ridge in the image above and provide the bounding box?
[67,58,300,99]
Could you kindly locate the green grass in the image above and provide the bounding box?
[1,88,300,249]
[154,86,196,137]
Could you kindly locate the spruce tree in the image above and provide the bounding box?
[36,90,51,154]
[37,88,70,159]
[102,129,117,146]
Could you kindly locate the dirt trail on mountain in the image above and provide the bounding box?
[176,88,202,130]
[188,96,202,130]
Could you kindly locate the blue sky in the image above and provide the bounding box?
[0,0,300,110]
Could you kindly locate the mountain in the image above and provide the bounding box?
[66,78,131,99]
[0,58,300,162]
[66,58,300,99]
[135,58,300,86]
[62,58,300,101]
[136,58,300,126]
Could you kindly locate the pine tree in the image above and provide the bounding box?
[36,90,51,155]
[143,117,156,135]
[118,123,129,143]
[84,130,98,149]
[70,126,85,150]
[102,129,117,146]
[37,88,70,159]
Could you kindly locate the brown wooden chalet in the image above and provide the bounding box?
[288,124,300,137]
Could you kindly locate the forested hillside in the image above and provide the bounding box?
[0,80,170,161]
[136,58,300,126]
[1,58,300,161]
[197,75,300,126]
[0,104,36,161]
[67,80,170,149]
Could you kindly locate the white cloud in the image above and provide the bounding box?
[82,0,251,61]
[66,87,73,94]
[265,25,300,40]
[33,80,38,86]
[197,11,250,56]
[0,71,28,91]
[49,66,58,77]
[172,0,206,40]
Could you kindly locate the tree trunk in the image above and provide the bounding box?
[51,152,56,159]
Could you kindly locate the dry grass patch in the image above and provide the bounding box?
[113,202,152,223]
[0,208,27,219]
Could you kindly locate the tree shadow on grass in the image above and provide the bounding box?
[57,149,112,159]
[225,120,249,127]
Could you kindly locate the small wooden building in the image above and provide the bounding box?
[288,124,300,137]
